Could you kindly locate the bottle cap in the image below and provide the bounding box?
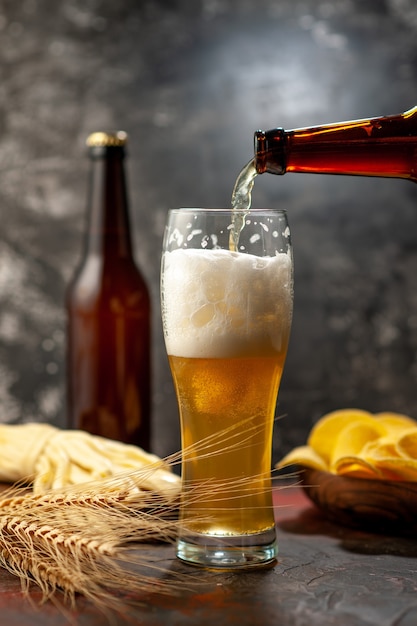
[86,131,128,147]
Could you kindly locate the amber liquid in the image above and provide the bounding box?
[229,158,258,250]
[169,352,286,536]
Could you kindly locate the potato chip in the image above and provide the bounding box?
[362,436,405,460]
[275,445,328,472]
[307,408,374,464]
[332,456,382,479]
[330,420,386,468]
[371,457,417,482]
[374,412,417,434]
[396,429,417,459]
[277,408,417,483]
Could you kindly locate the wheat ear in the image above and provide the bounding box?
[0,416,284,611]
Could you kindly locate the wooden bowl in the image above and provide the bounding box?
[300,467,417,535]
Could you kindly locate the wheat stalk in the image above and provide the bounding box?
[0,457,186,609]
[0,417,289,614]
[0,483,187,613]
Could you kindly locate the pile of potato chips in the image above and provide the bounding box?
[276,409,417,481]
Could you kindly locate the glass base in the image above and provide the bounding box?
[176,528,278,569]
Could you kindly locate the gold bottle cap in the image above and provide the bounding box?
[86,131,128,147]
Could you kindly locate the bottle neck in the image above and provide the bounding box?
[255,106,417,182]
[85,146,133,259]
[254,128,286,175]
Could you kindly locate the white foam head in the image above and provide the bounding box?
[161,248,293,358]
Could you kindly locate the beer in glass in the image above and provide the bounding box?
[161,208,293,568]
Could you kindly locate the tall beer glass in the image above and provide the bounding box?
[161,208,293,568]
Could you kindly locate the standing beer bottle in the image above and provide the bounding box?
[66,131,151,450]
[254,105,417,182]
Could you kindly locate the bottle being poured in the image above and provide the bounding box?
[230,105,417,250]
[253,105,417,181]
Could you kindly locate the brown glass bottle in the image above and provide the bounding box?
[255,106,417,182]
[66,131,151,450]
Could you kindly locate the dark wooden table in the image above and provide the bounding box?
[1,486,417,625]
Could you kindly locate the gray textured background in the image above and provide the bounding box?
[0,0,417,463]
